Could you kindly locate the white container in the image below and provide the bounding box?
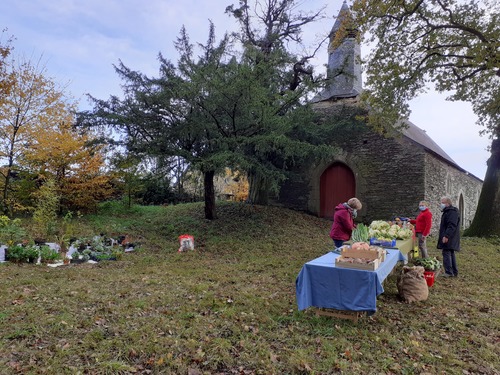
[0,245,6,262]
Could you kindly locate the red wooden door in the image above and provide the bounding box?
[320,163,355,218]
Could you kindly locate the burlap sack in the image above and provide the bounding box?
[397,266,429,303]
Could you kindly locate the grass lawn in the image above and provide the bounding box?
[0,202,499,374]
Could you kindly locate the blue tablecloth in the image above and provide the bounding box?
[296,249,406,314]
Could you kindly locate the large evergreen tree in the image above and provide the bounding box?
[80,16,335,219]
[226,0,327,203]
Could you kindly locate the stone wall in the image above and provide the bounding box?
[424,153,483,234]
[276,102,427,223]
[308,128,428,223]
[275,100,483,230]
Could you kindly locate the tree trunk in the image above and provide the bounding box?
[247,172,270,205]
[464,138,500,237]
[127,184,132,209]
[1,164,13,215]
[204,170,216,220]
[1,168,10,214]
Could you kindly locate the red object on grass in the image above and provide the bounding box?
[178,234,195,252]
[423,271,435,287]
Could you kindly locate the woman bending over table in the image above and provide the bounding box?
[329,197,362,249]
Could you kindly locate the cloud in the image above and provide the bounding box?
[409,92,489,178]
[1,0,490,179]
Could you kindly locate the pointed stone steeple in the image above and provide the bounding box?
[313,1,362,102]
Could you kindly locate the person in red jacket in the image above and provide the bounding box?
[329,197,362,248]
[409,200,433,258]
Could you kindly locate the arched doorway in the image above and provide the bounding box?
[320,162,355,218]
[459,193,465,229]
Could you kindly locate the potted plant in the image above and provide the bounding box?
[55,211,81,265]
[70,251,86,264]
[413,257,442,272]
[5,244,27,263]
[413,257,442,287]
[39,245,61,264]
[75,237,90,251]
[95,253,114,261]
[24,245,40,263]
[70,251,80,262]
[55,234,71,264]
[82,249,92,261]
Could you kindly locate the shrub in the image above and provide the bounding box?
[6,245,28,263]
[24,245,39,262]
[0,216,27,246]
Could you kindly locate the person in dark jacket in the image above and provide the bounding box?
[410,200,433,258]
[437,196,460,277]
[329,197,362,248]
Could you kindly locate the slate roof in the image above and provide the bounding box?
[401,120,457,165]
[402,120,482,181]
[330,1,350,35]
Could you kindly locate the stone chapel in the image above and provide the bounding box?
[274,1,483,232]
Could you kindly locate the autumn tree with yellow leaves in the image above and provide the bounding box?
[0,55,65,214]
[0,43,113,214]
[0,31,14,104]
[24,120,114,213]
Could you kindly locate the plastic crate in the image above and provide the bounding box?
[369,238,396,247]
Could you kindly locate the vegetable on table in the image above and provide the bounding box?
[369,220,413,240]
[351,223,369,242]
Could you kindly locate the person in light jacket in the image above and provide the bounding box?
[410,200,433,258]
[329,197,362,248]
[437,196,460,277]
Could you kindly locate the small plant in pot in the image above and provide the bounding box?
[6,244,28,263]
[413,257,442,273]
[75,237,91,251]
[95,252,114,261]
[24,245,40,263]
[82,249,92,261]
[39,245,61,264]
[55,235,71,264]
[70,251,86,264]
[55,212,80,265]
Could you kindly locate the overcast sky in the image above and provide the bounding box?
[1,0,490,180]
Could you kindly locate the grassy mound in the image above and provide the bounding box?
[0,202,498,374]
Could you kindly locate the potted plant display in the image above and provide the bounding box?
[24,245,40,263]
[413,257,442,287]
[39,245,61,264]
[70,251,86,264]
[5,244,27,263]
